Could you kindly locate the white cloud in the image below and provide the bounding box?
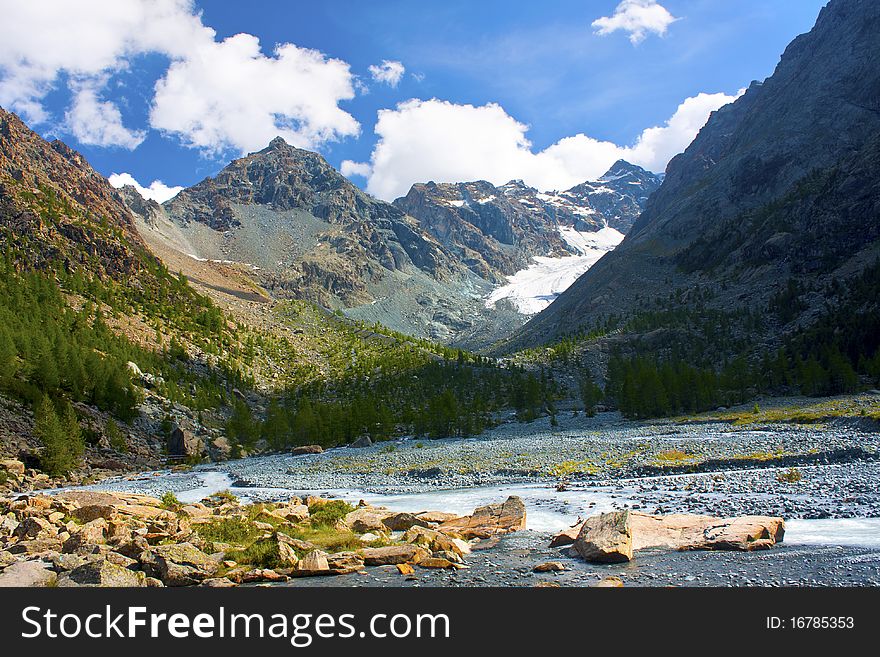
[353,91,741,200]
[340,160,372,178]
[65,79,145,149]
[368,60,406,87]
[592,0,678,45]
[150,35,359,154]
[108,172,183,203]
[0,0,359,154]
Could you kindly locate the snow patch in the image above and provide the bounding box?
[485,226,624,314]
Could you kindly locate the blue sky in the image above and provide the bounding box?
[0,1,829,201]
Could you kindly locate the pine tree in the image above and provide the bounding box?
[35,396,82,476]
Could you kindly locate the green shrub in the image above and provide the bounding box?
[308,500,355,528]
[160,491,181,510]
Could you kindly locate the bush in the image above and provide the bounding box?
[776,467,802,483]
[308,500,355,528]
[160,491,181,510]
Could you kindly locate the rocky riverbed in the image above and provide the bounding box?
[8,407,879,587]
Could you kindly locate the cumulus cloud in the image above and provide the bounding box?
[351,91,741,200]
[150,35,359,154]
[592,0,678,44]
[108,172,183,203]
[0,0,359,154]
[368,60,406,88]
[340,160,373,178]
[65,79,146,149]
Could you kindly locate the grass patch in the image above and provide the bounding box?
[225,538,283,569]
[683,395,880,426]
[653,449,695,465]
[547,459,599,478]
[308,500,355,528]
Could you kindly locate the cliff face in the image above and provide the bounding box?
[0,107,147,279]
[506,0,880,351]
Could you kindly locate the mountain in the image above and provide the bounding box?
[129,137,509,343]
[505,0,880,364]
[0,107,147,279]
[392,162,661,282]
[562,160,663,233]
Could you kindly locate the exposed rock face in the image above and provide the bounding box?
[629,513,785,552]
[167,426,204,458]
[0,107,147,279]
[509,0,880,350]
[569,511,785,563]
[438,495,527,539]
[563,161,662,234]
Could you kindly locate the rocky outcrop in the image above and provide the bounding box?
[167,426,204,458]
[1,491,517,586]
[568,511,785,563]
[0,107,147,280]
[438,496,527,539]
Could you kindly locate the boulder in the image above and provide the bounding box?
[396,563,415,576]
[418,557,466,570]
[573,511,633,563]
[594,576,625,588]
[628,513,785,552]
[294,550,331,576]
[202,577,237,588]
[276,504,310,523]
[549,521,585,548]
[402,526,465,557]
[71,505,118,523]
[344,507,393,534]
[241,569,288,583]
[167,426,203,458]
[383,512,430,532]
[277,540,299,567]
[438,496,527,539]
[140,542,218,586]
[13,516,54,540]
[570,511,786,563]
[0,561,57,587]
[416,511,460,524]
[0,459,25,477]
[326,552,365,574]
[349,436,372,449]
[533,561,566,573]
[291,445,323,456]
[360,545,430,566]
[57,560,144,587]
